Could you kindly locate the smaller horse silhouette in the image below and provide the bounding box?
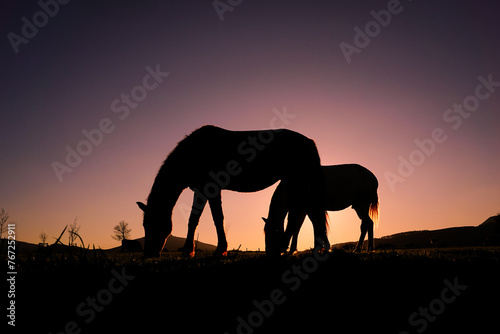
[263,164,379,253]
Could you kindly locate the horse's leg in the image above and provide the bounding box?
[208,192,228,256]
[288,178,329,252]
[286,209,306,254]
[367,217,374,252]
[182,190,207,257]
[354,224,368,252]
[308,208,330,252]
[306,168,330,252]
[354,205,374,252]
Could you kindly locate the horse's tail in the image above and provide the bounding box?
[368,193,380,228]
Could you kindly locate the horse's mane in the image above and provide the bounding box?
[163,125,220,166]
[158,126,215,175]
[148,127,215,203]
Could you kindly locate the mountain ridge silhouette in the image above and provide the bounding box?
[335,214,500,249]
[6,214,500,252]
[6,234,217,253]
[106,235,217,252]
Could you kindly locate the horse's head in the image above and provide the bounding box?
[137,201,171,257]
[262,217,287,256]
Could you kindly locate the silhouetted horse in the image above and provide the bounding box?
[263,164,379,253]
[137,125,329,257]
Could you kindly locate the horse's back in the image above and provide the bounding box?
[181,125,314,160]
[175,125,321,191]
[322,164,378,209]
[324,164,377,186]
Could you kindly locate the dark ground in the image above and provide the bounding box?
[7,247,500,334]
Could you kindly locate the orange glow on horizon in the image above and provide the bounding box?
[2,1,499,253]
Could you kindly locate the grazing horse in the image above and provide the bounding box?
[263,164,379,253]
[137,125,329,257]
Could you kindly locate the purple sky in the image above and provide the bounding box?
[1,0,499,250]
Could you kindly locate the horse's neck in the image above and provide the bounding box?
[148,174,185,212]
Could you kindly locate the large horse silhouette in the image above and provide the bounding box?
[137,125,329,257]
[263,164,379,253]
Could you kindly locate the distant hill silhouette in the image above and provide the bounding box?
[2,235,217,254]
[105,235,217,253]
[336,214,500,249]
[1,239,41,253]
[5,214,500,254]
[0,239,86,254]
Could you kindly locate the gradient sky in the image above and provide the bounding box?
[1,0,499,251]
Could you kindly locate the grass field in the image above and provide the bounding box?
[8,246,500,333]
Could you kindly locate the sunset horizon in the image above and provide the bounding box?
[3,2,500,333]
[2,0,499,253]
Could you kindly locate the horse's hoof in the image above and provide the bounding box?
[182,250,195,257]
[213,250,227,257]
[315,247,330,255]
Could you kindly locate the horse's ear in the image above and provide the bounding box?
[137,202,147,212]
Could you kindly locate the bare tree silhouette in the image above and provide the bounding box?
[112,221,131,241]
[40,231,48,245]
[68,218,80,246]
